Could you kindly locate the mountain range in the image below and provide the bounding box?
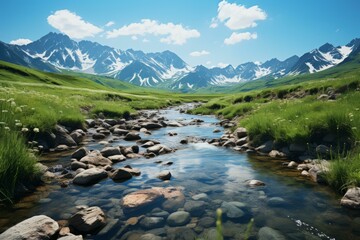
[0,32,359,90]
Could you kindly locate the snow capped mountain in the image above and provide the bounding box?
[13,32,191,87]
[289,42,354,75]
[0,32,359,90]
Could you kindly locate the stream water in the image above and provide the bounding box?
[0,106,359,239]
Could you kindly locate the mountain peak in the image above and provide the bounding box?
[319,42,334,52]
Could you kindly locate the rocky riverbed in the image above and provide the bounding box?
[1,104,360,239]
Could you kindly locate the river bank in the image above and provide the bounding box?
[1,104,359,239]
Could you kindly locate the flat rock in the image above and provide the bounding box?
[108,154,126,162]
[167,211,191,227]
[69,206,106,233]
[121,188,164,212]
[58,234,83,240]
[73,168,108,186]
[341,187,360,209]
[80,151,112,166]
[100,147,121,157]
[0,215,59,240]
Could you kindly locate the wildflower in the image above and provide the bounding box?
[15,107,22,112]
[22,128,29,132]
[4,126,10,131]
[31,108,35,111]
[352,127,357,130]
[33,128,39,133]
[10,101,16,108]
[15,122,22,127]
[6,98,14,102]
[2,110,8,113]
[15,119,20,122]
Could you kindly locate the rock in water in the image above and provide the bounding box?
[167,211,191,227]
[157,171,172,181]
[0,215,59,239]
[73,168,108,186]
[121,189,164,212]
[71,147,90,160]
[80,151,112,166]
[110,168,133,181]
[258,227,286,240]
[341,187,360,209]
[124,132,141,141]
[69,206,106,233]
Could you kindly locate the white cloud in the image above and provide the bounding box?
[105,21,115,27]
[224,32,257,45]
[142,38,149,43]
[217,62,229,68]
[190,50,210,57]
[131,35,138,40]
[47,9,103,39]
[216,0,266,30]
[206,61,212,65]
[106,19,200,45]
[9,38,32,46]
[209,18,218,28]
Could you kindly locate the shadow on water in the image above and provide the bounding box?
[1,105,360,239]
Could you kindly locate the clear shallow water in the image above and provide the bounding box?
[1,107,360,239]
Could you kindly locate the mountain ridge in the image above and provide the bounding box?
[1,32,359,90]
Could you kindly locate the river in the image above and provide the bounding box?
[0,105,359,239]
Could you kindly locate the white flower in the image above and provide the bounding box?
[4,127,10,131]
[21,128,29,132]
[2,110,8,113]
[10,101,16,108]
[15,122,22,127]
[33,128,39,133]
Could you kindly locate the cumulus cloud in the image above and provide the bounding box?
[190,50,210,57]
[9,38,32,45]
[47,9,103,39]
[224,32,257,45]
[131,35,138,40]
[216,0,266,30]
[106,19,200,45]
[105,21,115,27]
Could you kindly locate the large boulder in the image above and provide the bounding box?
[69,207,106,233]
[80,151,112,166]
[73,168,108,186]
[124,132,141,141]
[167,211,191,227]
[70,129,86,144]
[0,215,59,240]
[108,154,126,163]
[100,147,121,157]
[341,187,360,209]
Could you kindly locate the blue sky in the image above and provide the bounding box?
[1,0,360,67]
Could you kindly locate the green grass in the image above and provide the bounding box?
[0,99,39,203]
[326,150,360,193]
